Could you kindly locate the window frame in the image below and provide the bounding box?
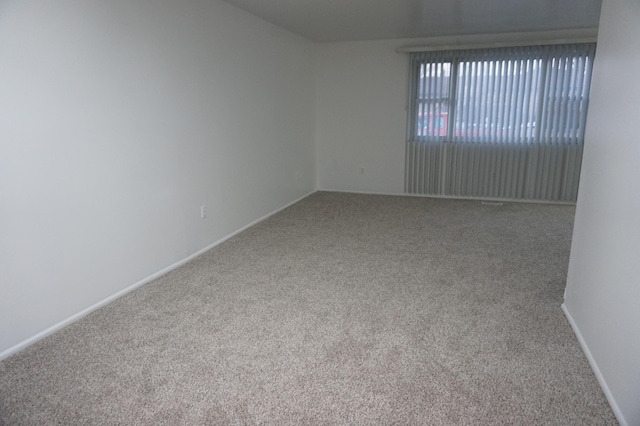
[408,43,597,146]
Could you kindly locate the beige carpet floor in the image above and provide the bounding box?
[0,192,616,425]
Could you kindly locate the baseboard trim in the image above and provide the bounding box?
[319,188,576,206]
[0,190,317,362]
[561,303,627,426]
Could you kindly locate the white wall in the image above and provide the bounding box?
[315,40,408,193]
[563,0,640,424]
[315,30,598,194]
[0,0,316,358]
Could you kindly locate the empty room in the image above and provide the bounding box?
[1,0,638,424]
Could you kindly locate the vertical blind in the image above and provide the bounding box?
[406,43,596,202]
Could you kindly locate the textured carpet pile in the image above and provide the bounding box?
[0,192,616,424]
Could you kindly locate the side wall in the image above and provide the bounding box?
[563,0,640,424]
[315,30,598,194]
[0,0,316,358]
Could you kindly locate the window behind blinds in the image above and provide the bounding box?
[406,43,596,202]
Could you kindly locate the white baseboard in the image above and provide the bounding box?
[318,188,405,197]
[0,190,317,362]
[561,303,627,426]
[319,188,576,206]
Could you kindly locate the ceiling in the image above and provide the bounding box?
[220,0,602,43]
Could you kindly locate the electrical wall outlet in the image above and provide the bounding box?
[200,205,207,219]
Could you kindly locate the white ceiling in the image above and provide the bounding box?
[220,0,602,43]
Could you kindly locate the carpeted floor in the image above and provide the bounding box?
[0,192,616,425]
